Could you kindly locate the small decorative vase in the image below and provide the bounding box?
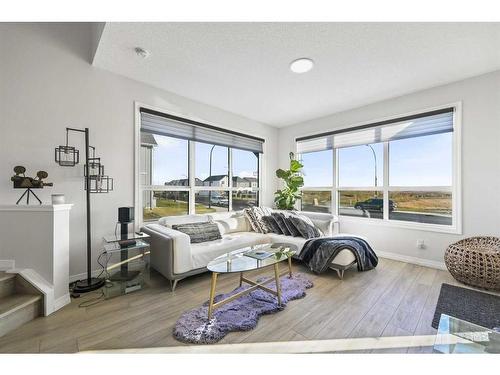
[51,194,65,204]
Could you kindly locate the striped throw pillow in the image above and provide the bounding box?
[172,222,222,243]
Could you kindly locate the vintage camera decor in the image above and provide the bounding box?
[11,166,53,205]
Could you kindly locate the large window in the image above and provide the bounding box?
[297,106,459,231]
[139,108,263,222]
[299,150,333,213]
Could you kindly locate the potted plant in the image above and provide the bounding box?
[274,152,304,210]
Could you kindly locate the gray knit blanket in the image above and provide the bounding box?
[295,236,378,274]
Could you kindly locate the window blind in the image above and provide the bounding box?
[297,108,454,154]
[140,108,264,153]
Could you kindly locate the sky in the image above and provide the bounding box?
[149,132,452,187]
[301,132,452,187]
[149,134,258,185]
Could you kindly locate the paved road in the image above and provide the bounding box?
[302,205,452,225]
[339,208,452,225]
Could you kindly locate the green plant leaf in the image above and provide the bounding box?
[290,175,304,185]
[275,169,289,179]
[274,150,304,209]
[289,160,302,172]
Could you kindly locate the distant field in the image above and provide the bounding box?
[304,190,451,215]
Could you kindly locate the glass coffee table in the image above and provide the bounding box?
[206,243,297,320]
[434,314,500,354]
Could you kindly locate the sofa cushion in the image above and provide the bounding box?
[266,233,308,251]
[210,211,250,235]
[310,219,332,236]
[261,215,283,234]
[288,215,322,239]
[159,214,211,228]
[271,212,291,235]
[280,212,301,237]
[330,249,357,266]
[172,221,222,243]
[190,232,271,270]
[172,222,222,244]
[243,207,273,233]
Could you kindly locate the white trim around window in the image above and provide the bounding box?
[297,102,462,235]
[134,102,264,229]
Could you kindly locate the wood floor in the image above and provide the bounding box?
[0,258,471,353]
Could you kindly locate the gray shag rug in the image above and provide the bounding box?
[173,273,313,344]
[432,283,500,329]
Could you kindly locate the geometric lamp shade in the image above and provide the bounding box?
[85,175,114,193]
[84,158,104,177]
[54,145,79,167]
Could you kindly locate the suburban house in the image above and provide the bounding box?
[0,19,499,366]
[203,175,230,187]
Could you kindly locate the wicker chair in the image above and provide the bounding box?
[445,236,500,291]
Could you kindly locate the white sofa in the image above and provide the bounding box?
[141,210,356,290]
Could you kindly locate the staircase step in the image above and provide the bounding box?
[0,272,16,299]
[0,294,42,337]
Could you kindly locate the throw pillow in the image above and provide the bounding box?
[243,207,273,233]
[261,215,283,234]
[243,207,261,232]
[172,222,222,244]
[288,215,322,239]
[281,212,301,237]
[295,212,323,235]
[271,212,291,235]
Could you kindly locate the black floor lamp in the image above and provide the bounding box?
[55,127,114,293]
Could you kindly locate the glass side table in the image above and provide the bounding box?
[433,314,500,354]
[102,237,151,299]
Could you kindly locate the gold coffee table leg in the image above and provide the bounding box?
[273,263,282,306]
[288,256,293,278]
[208,272,218,320]
[239,272,243,287]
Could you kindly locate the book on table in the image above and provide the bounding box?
[244,249,273,260]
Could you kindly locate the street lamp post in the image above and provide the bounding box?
[366,144,378,196]
[208,145,215,208]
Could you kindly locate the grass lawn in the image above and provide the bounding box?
[143,199,216,221]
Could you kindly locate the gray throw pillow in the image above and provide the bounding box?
[172,222,222,243]
[279,211,301,237]
[271,212,291,235]
[261,215,283,234]
[288,215,322,239]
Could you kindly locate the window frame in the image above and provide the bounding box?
[298,102,462,234]
[135,102,262,227]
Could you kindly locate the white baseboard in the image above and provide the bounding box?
[54,293,71,311]
[69,268,104,283]
[377,250,447,270]
[0,259,15,270]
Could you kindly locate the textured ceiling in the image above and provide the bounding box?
[93,23,500,127]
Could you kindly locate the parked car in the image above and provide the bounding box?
[210,196,229,206]
[354,198,397,212]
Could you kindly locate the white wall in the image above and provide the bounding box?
[279,70,500,267]
[0,23,279,279]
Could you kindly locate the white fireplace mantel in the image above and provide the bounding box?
[0,204,73,314]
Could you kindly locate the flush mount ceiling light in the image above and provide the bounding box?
[134,47,150,59]
[290,58,314,73]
